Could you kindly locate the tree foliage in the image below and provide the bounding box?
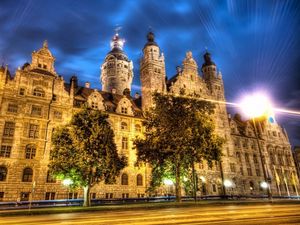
[49,107,127,207]
[134,93,224,201]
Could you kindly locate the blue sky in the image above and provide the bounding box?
[0,0,300,146]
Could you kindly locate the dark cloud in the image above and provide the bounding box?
[1,0,300,146]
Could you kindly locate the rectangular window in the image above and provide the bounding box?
[256,169,261,177]
[253,155,258,164]
[7,103,18,113]
[45,192,55,200]
[29,124,39,138]
[245,153,250,163]
[54,111,62,119]
[91,193,96,199]
[247,168,252,176]
[68,192,78,199]
[0,145,12,158]
[212,184,217,192]
[19,88,25,96]
[230,163,236,173]
[105,193,113,199]
[121,107,128,114]
[0,192,4,201]
[31,105,42,116]
[240,167,244,176]
[122,193,129,198]
[20,192,30,201]
[122,137,128,150]
[3,122,15,137]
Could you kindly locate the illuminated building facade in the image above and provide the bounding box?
[0,32,298,202]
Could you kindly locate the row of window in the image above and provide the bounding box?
[3,122,39,139]
[120,122,141,132]
[236,152,259,164]
[0,167,143,186]
[7,104,62,119]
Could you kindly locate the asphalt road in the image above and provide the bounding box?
[1,203,300,224]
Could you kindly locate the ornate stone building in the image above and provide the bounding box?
[0,32,298,202]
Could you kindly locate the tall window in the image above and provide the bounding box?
[121,122,128,131]
[31,105,42,116]
[45,192,55,200]
[270,153,275,164]
[245,153,250,163]
[121,173,128,185]
[29,124,39,138]
[135,124,141,133]
[230,163,236,172]
[253,154,258,164]
[137,174,143,186]
[247,167,252,176]
[7,103,18,113]
[33,88,45,97]
[46,171,56,183]
[25,145,36,159]
[0,145,12,158]
[236,152,241,162]
[0,166,7,181]
[22,168,33,182]
[19,88,25,96]
[122,137,128,150]
[3,122,15,137]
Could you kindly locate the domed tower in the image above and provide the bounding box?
[31,40,56,74]
[140,31,166,111]
[201,51,224,100]
[100,32,133,95]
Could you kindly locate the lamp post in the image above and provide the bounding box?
[62,178,73,205]
[241,93,273,200]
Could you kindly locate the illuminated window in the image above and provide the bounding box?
[135,124,141,132]
[22,168,33,182]
[46,171,56,183]
[121,122,128,131]
[0,146,11,158]
[31,105,42,116]
[3,122,15,137]
[7,103,18,113]
[29,124,39,138]
[122,137,128,150]
[137,174,143,186]
[25,145,36,159]
[33,88,45,97]
[121,173,128,185]
[0,166,7,181]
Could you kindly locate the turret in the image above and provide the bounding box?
[140,31,166,111]
[100,32,133,95]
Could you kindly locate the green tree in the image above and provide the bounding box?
[134,93,224,202]
[49,107,127,207]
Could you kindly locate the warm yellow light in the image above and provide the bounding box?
[62,178,73,186]
[163,179,174,185]
[240,93,273,119]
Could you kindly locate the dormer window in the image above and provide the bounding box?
[121,107,128,114]
[33,88,45,97]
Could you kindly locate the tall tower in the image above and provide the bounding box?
[202,51,224,101]
[101,32,133,95]
[140,31,166,111]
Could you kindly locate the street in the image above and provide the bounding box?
[1,203,300,224]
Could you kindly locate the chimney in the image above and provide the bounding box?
[135,92,140,99]
[111,88,116,94]
[85,82,90,88]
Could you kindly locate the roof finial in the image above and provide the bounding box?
[115,25,122,36]
[43,40,48,48]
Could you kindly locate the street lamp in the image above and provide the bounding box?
[163,179,173,197]
[240,93,273,200]
[260,181,269,189]
[224,179,233,188]
[63,178,73,205]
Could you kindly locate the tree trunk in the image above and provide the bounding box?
[175,163,182,202]
[83,185,91,207]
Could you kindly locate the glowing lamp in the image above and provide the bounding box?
[199,176,206,183]
[260,181,268,189]
[62,178,73,186]
[163,179,174,186]
[224,179,232,188]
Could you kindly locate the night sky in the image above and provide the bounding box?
[1,0,300,147]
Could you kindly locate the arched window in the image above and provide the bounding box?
[121,122,128,131]
[33,88,45,97]
[46,171,56,183]
[22,168,33,182]
[137,174,143,186]
[135,124,141,133]
[25,145,36,159]
[0,166,7,181]
[121,173,128,185]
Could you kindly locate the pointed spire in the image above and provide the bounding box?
[43,40,48,48]
[110,29,125,50]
